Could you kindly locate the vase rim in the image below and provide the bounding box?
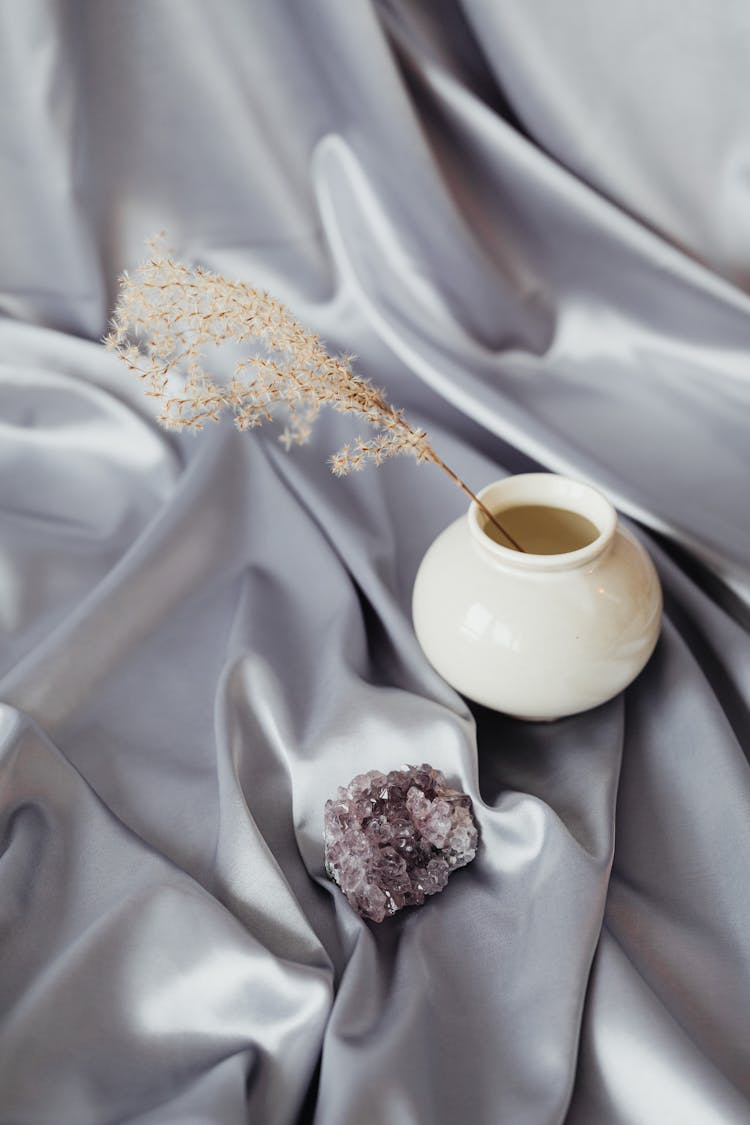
[468,473,618,571]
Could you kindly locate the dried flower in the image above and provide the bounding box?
[105,236,522,550]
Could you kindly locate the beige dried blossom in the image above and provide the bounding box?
[105,236,522,550]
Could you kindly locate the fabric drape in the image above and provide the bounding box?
[1,3,749,1122]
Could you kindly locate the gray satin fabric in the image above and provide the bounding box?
[1,2,749,1123]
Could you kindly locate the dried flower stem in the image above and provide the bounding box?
[105,237,524,551]
[376,408,523,549]
[423,449,524,551]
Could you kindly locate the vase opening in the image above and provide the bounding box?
[470,474,617,572]
[482,504,600,554]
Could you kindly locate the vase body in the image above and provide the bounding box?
[412,474,662,721]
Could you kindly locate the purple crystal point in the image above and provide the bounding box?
[323,764,479,922]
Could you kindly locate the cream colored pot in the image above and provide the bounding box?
[412,474,662,721]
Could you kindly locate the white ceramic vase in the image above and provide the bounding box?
[412,473,662,720]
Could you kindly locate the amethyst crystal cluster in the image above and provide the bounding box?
[323,764,479,922]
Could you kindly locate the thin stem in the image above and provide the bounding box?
[382,411,525,552]
[424,451,525,552]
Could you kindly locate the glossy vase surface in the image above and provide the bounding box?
[412,474,662,721]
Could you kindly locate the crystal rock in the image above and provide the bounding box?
[323,764,479,922]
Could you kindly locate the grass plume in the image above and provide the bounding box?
[105,236,523,551]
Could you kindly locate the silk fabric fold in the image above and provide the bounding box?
[1,3,749,1122]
